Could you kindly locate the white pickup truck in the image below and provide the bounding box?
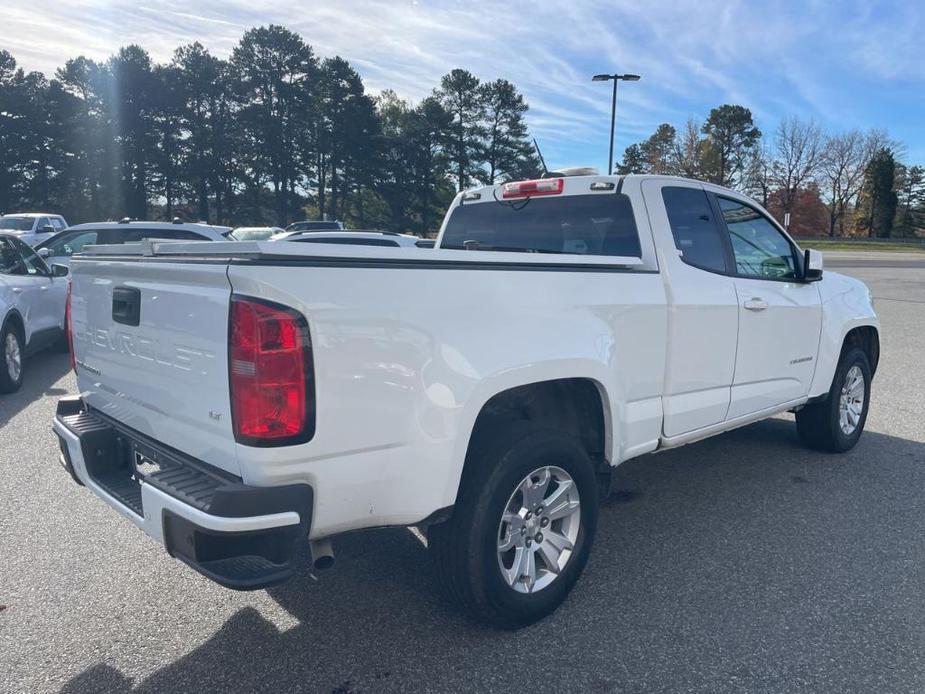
[54,174,879,628]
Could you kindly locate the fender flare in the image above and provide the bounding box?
[438,361,617,508]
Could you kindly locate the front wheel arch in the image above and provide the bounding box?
[841,325,879,378]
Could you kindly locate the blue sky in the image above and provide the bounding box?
[3,0,923,170]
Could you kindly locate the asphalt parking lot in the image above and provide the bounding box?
[2,255,924,694]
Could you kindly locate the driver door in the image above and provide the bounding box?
[713,195,823,419]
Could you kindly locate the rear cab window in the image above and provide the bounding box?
[441,193,642,258]
[661,187,728,273]
[0,217,35,232]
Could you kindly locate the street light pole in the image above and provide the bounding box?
[593,73,641,176]
[608,78,618,176]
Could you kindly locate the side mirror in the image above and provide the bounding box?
[41,225,56,234]
[37,247,51,258]
[803,248,823,282]
[51,263,69,278]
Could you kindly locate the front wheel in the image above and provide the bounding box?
[429,423,598,629]
[796,347,871,453]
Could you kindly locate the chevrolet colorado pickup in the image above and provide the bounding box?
[54,174,879,628]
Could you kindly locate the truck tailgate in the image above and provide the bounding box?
[70,258,240,476]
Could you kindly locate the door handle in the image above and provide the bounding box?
[744,297,768,312]
[11,287,22,294]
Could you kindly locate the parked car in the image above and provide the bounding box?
[0,233,69,392]
[271,229,426,247]
[0,213,68,247]
[54,173,879,628]
[284,220,344,232]
[34,221,231,267]
[230,226,285,241]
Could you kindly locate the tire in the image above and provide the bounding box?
[796,347,871,453]
[429,421,598,629]
[0,321,24,394]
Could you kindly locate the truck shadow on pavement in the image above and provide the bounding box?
[60,419,925,694]
[0,350,70,431]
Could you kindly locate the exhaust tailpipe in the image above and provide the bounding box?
[309,538,335,570]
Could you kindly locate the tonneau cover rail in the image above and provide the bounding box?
[72,239,647,268]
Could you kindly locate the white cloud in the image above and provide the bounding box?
[1,0,922,168]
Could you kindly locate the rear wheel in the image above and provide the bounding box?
[429,422,598,629]
[0,322,24,393]
[796,347,871,452]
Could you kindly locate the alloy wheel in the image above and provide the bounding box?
[496,465,581,594]
[5,332,21,383]
[838,365,865,435]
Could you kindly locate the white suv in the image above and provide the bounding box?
[0,213,68,247]
[0,233,69,392]
[35,221,232,267]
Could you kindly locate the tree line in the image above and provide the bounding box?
[618,105,924,238]
[2,25,921,238]
[0,25,540,234]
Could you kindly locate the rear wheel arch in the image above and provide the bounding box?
[2,310,25,345]
[453,378,610,505]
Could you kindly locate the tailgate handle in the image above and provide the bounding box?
[112,287,141,326]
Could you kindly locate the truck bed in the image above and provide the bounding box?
[69,238,665,537]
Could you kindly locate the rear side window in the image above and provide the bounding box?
[662,187,728,273]
[12,237,50,275]
[44,230,99,257]
[0,238,25,274]
[294,237,399,247]
[102,228,208,243]
[441,194,642,257]
[288,221,342,231]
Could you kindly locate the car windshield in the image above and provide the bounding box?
[441,194,642,257]
[0,217,34,231]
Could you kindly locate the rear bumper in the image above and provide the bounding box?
[53,397,313,590]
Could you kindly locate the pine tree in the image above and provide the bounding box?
[481,79,536,183]
[434,69,485,191]
[859,148,898,238]
[700,105,761,187]
[232,25,316,225]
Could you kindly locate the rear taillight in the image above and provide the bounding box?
[500,178,564,199]
[65,281,75,371]
[229,296,314,445]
